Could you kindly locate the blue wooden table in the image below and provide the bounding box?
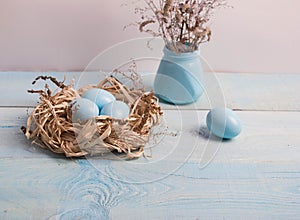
[1,72,300,219]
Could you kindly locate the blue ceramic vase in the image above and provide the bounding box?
[154,47,204,105]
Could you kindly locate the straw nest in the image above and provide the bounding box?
[22,75,163,159]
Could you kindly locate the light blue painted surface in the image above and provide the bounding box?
[0,158,300,219]
[1,71,300,110]
[1,72,300,219]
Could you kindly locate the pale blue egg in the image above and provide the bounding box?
[100,101,130,119]
[71,98,99,122]
[82,88,115,110]
[206,107,242,139]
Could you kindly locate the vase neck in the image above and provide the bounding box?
[163,47,200,60]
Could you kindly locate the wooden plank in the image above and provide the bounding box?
[218,72,300,111]
[1,108,300,164]
[0,158,299,219]
[1,71,300,111]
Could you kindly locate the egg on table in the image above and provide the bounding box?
[100,100,130,119]
[82,88,116,110]
[71,98,99,123]
[206,107,242,139]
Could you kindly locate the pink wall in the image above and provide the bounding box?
[1,0,300,73]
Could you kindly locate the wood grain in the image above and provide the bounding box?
[0,107,300,218]
[0,158,300,219]
[1,72,300,219]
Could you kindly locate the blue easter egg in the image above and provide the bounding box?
[100,101,130,119]
[82,88,116,110]
[71,98,99,122]
[206,107,242,139]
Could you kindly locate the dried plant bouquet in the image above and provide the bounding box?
[22,73,163,159]
[132,0,227,53]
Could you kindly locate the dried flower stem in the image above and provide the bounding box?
[129,0,227,53]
